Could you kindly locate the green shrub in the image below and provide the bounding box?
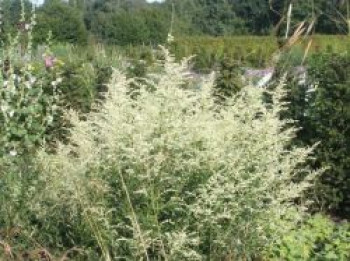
[266,214,350,260]
[213,58,244,104]
[32,43,121,143]
[279,51,350,217]
[305,52,350,216]
[56,60,96,112]
[90,8,169,46]
[170,36,279,70]
[0,14,60,155]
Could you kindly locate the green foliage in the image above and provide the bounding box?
[34,0,88,45]
[189,0,248,36]
[0,61,59,155]
[0,43,114,156]
[267,214,350,260]
[41,44,123,143]
[0,0,32,40]
[0,12,60,155]
[1,2,350,259]
[213,58,244,104]
[227,0,272,34]
[2,0,350,47]
[304,52,350,216]
[93,10,149,45]
[88,2,169,45]
[57,60,97,112]
[267,0,348,35]
[170,36,278,70]
[0,4,117,151]
[277,50,350,217]
[165,0,348,36]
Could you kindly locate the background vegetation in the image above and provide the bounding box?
[0,0,350,260]
[1,0,350,45]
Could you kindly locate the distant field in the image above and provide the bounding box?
[56,35,350,72]
[169,35,350,70]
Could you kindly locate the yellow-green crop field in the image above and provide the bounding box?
[168,35,350,70]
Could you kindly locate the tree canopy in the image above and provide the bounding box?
[1,0,349,45]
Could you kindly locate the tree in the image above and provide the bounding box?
[230,0,272,34]
[88,2,169,45]
[269,0,349,35]
[213,58,244,104]
[34,0,88,44]
[188,0,248,35]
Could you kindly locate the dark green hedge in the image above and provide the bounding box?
[281,51,350,217]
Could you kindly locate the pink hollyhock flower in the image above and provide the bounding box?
[44,55,56,69]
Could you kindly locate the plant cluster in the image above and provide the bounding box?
[0,3,60,156]
[267,214,350,260]
[169,35,350,72]
[0,1,350,260]
[34,0,88,45]
[0,49,318,260]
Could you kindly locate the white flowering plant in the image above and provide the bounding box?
[15,49,319,260]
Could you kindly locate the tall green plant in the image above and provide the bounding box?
[0,2,59,156]
[0,3,63,259]
[213,58,244,104]
[34,0,88,45]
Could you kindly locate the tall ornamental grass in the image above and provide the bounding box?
[2,50,318,260]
